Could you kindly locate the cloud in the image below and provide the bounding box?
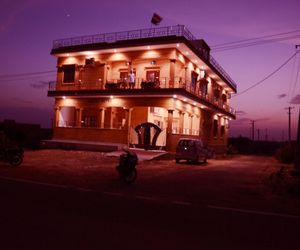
[11,97,32,104]
[290,94,300,104]
[235,110,247,115]
[30,81,49,89]
[277,93,286,99]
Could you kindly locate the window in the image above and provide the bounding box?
[63,64,75,83]
[120,71,128,82]
[82,116,98,127]
[200,79,208,96]
[213,119,218,138]
[191,71,198,91]
[221,125,225,138]
[146,70,160,83]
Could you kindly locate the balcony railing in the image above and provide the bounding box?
[49,78,235,116]
[52,25,236,90]
[52,25,192,49]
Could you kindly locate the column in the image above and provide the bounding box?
[124,108,130,128]
[169,59,176,88]
[189,114,194,135]
[167,110,174,134]
[76,108,82,127]
[179,111,184,134]
[54,107,60,128]
[127,108,133,146]
[184,66,188,88]
[100,108,106,128]
[109,108,114,129]
[98,108,102,128]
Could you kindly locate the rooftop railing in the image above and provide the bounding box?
[52,25,191,49]
[52,25,236,90]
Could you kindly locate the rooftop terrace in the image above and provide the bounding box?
[52,25,237,90]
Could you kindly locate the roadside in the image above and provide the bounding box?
[1,149,300,216]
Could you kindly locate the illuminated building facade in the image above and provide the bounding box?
[48,25,237,152]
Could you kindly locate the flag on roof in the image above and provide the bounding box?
[151,13,162,25]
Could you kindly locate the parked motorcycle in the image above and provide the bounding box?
[0,147,24,167]
[116,148,138,184]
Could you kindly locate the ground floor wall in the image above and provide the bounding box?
[53,127,128,144]
[52,96,230,153]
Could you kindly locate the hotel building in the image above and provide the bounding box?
[48,25,237,152]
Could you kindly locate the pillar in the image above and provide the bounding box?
[189,114,194,135]
[100,108,106,128]
[184,66,188,87]
[167,110,174,134]
[76,108,82,127]
[98,108,102,128]
[54,107,60,128]
[169,59,176,88]
[179,111,184,134]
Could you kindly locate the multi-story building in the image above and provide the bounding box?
[48,25,237,152]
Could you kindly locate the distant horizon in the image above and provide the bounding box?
[1,111,298,142]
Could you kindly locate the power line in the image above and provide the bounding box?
[0,73,55,84]
[233,50,300,98]
[211,29,300,48]
[0,70,56,79]
[212,34,300,52]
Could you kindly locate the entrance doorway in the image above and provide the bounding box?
[134,122,162,150]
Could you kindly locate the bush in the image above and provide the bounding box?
[275,144,295,164]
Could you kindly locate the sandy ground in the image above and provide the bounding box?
[1,149,300,215]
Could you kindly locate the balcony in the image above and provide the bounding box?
[51,25,237,91]
[48,77,235,117]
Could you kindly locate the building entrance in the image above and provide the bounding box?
[134,122,162,150]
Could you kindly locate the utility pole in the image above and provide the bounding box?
[250,120,255,141]
[265,128,268,141]
[295,44,300,169]
[285,106,294,143]
[295,107,300,169]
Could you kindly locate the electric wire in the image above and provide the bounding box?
[0,73,56,84]
[233,50,300,98]
[212,34,300,52]
[0,70,56,79]
[211,29,300,48]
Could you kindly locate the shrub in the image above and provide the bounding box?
[275,144,295,164]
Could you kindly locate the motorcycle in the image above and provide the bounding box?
[116,148,138,184]
[0,146,24,167]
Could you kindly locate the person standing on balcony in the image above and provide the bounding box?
[128,70,135,89]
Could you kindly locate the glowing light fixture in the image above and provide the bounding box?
[176,43,180,47]
[62,96,66,99]
[183,98,187,102]
[147,46,150,49]
[173,95,177,98]
[113,49,117,53]
[110,95,114,99]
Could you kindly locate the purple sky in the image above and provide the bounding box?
[0,0,299,140]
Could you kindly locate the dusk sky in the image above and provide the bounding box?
[0,0,299,140]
